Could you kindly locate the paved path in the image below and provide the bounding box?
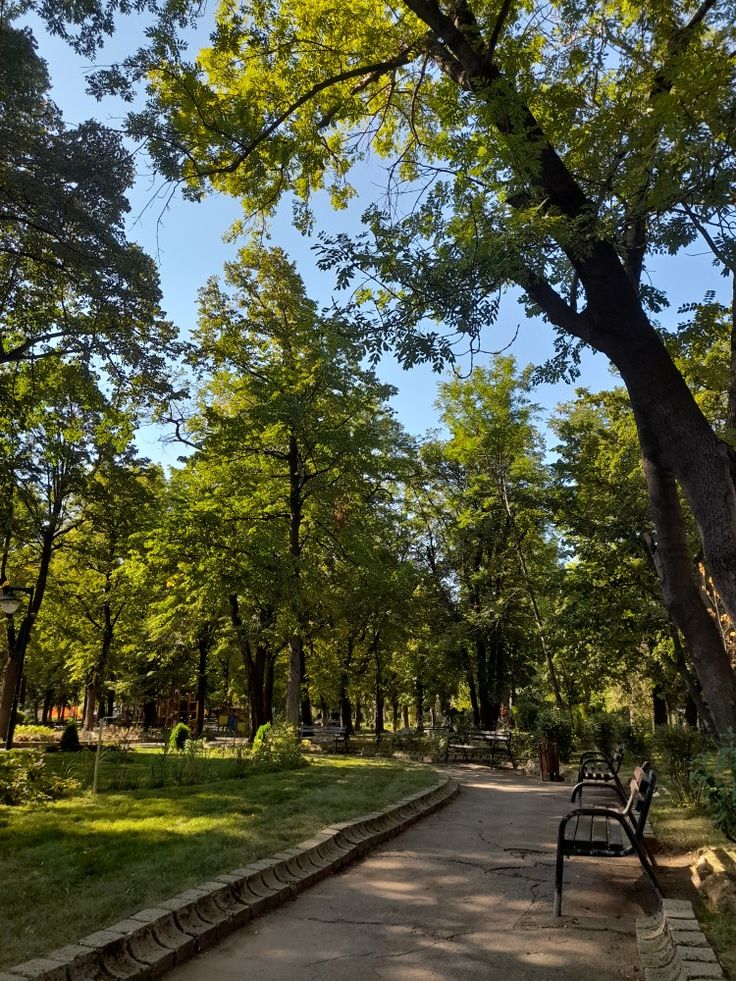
[166,767,659,980]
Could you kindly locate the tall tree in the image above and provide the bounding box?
[416,357,560,724]
[188,246,410,725]
[0,360,134,740]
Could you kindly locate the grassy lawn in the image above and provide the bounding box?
[42,743,248,791]
[651,787,736,978]
[0,755,438,969]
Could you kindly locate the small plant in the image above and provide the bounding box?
[169,722,190,752]
[59,722,80,752]
[653,724,709,804]
[0,750,80,805]
[691,737,736,842]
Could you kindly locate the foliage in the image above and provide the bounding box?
[534,708,574,762]
[654,725,710,805]
[513,697,542,733]
[0,750,79,805]
[169,722,190,752]
[12,725,58,744]
[391,730,447,762]
[251,722,305,771]
[59,722,80,752]
[691,738,736,842]
[0,12,178,389]
[509,730,536,768]
[588,711,627,756]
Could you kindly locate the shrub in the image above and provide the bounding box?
[534,708,574,761]
[588,711,625,755]
[0,750,80,805]
[252,722,305,771]
[653,724,710,804]
[59,722,80,752]
[13,725,58,744]
[513,697,541,733]
[509,730,535,767]
[169,722,190,752]
[691,737,736,842]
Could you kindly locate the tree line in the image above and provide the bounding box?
[1,1,735,743]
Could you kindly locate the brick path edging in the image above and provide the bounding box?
[637,898,724,980]
[1,774,459,981]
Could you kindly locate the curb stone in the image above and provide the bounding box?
[4,773,458,981]
[637,898,724,980]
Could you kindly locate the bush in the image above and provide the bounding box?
[169,723,190,752]
[13,725,58,744]
[509,729,535,767]
[513,697,542,733]
[0,750,80,805]
[653,724,710,804]
[59,722,80,752]
[252,722,305,771]
[534,708,574,762]
[691,737,736,842]
[588,711,625,755]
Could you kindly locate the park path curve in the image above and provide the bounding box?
[165,766,659,980]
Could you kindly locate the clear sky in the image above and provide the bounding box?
[27,10,727,465]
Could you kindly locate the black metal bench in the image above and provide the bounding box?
[446,729,515,768]
[553,764,661,916]
[571,743,627,804]
[298,725,349,753]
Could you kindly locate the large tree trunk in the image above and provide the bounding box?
[229,595,275,738]
[286,430,304,724]
[194,625,212,737]
[641,459,736,736]
[300,641,312,726]
[339,637,354,733]
[0,524,53,743]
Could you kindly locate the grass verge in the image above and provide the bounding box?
[651,787,736,978]
[0,755,438,969]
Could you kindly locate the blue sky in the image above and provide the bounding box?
[28,10,727,465]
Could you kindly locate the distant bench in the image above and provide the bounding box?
[299,725,349,753]
[445,729,515,768]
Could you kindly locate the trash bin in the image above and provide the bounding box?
[538,740,560,781]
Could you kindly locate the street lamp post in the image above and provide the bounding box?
[1,584,35,750]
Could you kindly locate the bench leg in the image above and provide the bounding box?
[554,821,566,916]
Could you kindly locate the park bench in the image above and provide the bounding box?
[571,743,627,804]
[298,724,349,753]
[553,764,660,916]
[446,729,515,768]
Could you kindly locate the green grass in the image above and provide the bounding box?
[651,780,736,978]
[42,744,248,791]
[0,755,438,969]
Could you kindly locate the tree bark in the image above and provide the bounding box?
[229,594,275,738]
[194,624,212,737]
[286,430,304,724]
[0,523,53,742]
[641,459,736,736]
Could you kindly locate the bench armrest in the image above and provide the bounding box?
[570,780,624,803]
